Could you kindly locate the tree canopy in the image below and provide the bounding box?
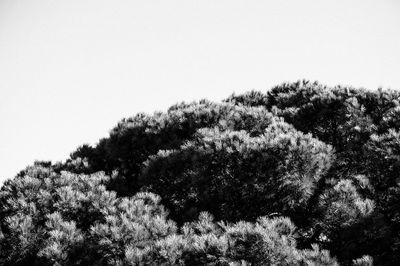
[3,80,399,265]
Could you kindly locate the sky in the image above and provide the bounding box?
[0,0,400,184]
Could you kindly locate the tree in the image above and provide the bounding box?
[3,80,400,264]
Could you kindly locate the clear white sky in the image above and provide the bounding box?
[1,0,400,184]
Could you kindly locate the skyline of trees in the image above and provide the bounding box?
[2,80,398,265]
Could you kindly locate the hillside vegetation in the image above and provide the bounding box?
[2,80,400,265]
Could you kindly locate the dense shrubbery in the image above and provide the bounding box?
[2,80,399,265]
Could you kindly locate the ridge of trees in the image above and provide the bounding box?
[2,80,399,265]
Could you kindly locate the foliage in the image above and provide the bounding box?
[226,80,400,264]
[2,80,400,264]
[141,122,332,223]
[0,166,336,265]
